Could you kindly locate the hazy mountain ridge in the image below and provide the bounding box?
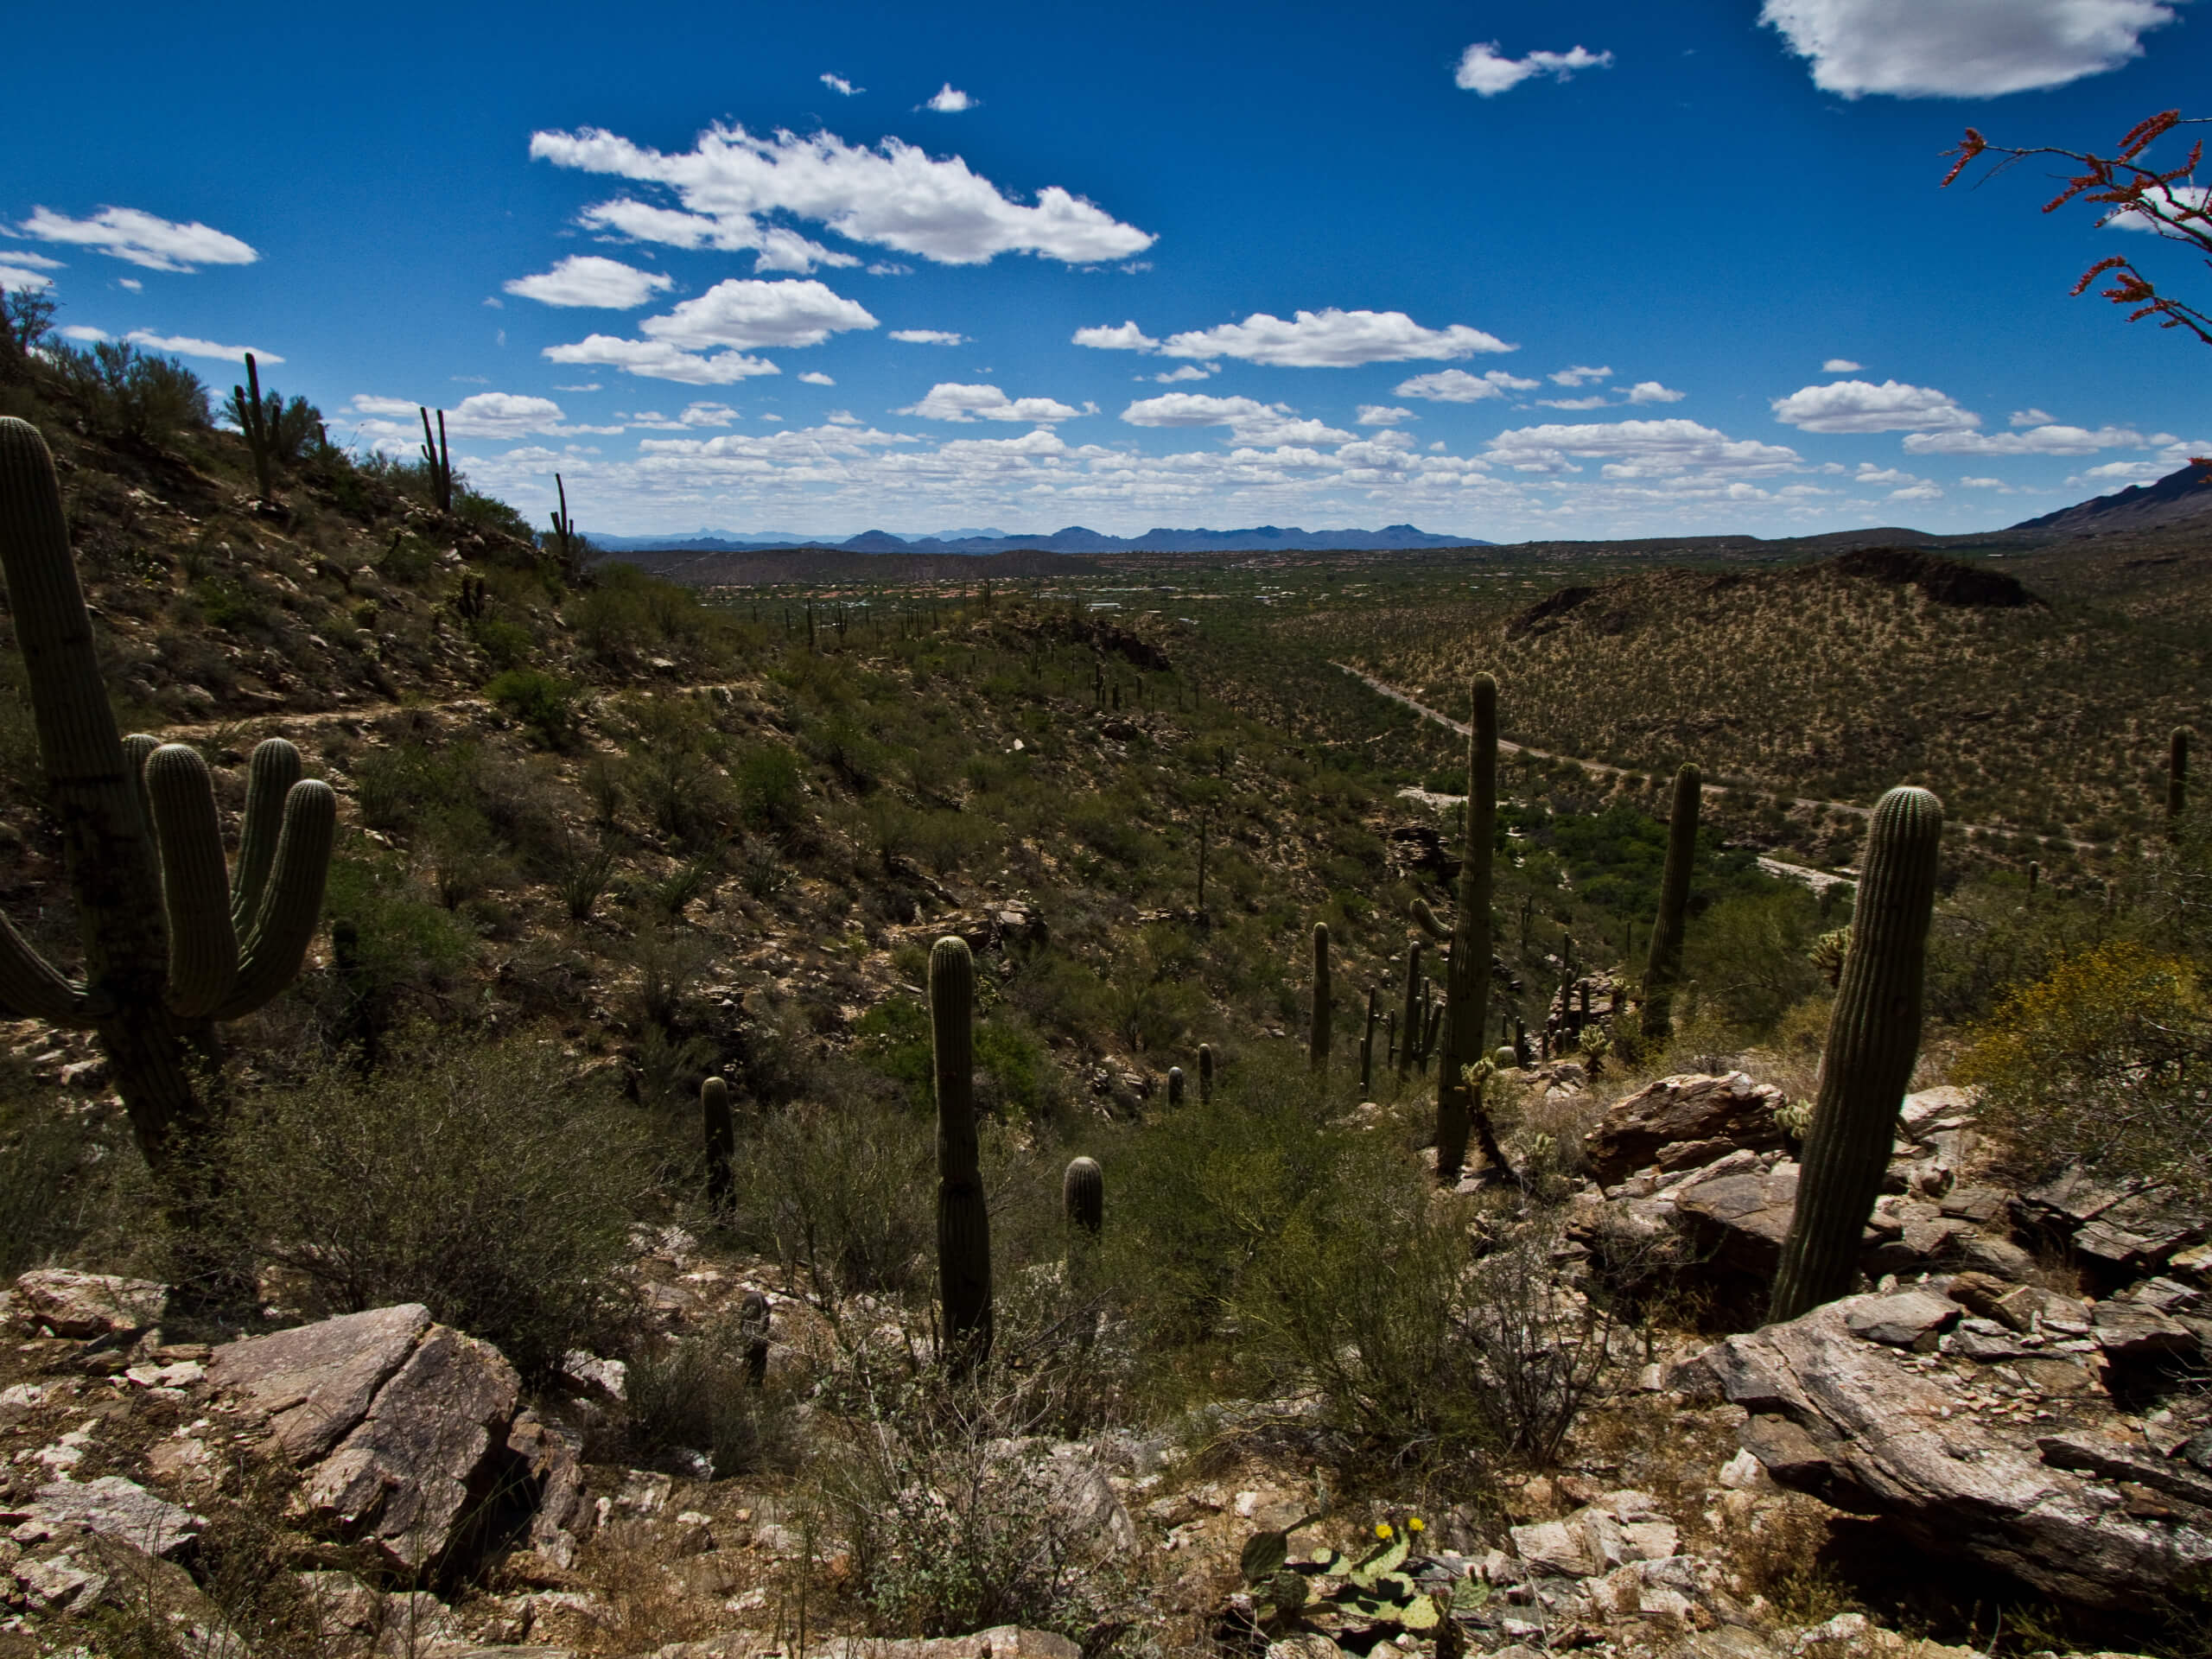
[587,522,1491,556]
[2006,461,2212,537]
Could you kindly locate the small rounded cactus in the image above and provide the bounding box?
[1167,1065,1185,1107]
[931,936,994,1371]
[1063,1155,1103,1236]
[1770,786,1944,1322]
[1493,1045,1519,1073]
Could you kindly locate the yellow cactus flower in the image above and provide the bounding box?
[1408,1516,1426,1533]
[1375,1522,1394,1539]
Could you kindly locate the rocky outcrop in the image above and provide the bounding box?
[1672,1290,2212,1607]
[208,1302,550,1573]
[1583,1073,1789,1185]
[13,1269,168,1338]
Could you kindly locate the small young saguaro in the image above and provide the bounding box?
[1309,921,1332,1072]
[1198,1042,1215,1103]
[1166,1065,1185,1106]
[702,1076,734,1212]
[1360,987,1378,1094]
[1643,762,1702,1044]
[1396,939,1425,1080]
[2171,728,2190,828]
[1770,786,1944,1322]
[931,936,993,1371]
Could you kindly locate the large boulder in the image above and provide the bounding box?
[15,1269,168,1338]
[1671,1291,2212,1607]
[1583,1073,1788,1185]
[209,1304,537,1573]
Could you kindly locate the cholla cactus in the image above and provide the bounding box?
[0,418,335,1170]
[1808,926,1851,988]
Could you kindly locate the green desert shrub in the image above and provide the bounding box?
[217,1034,647,1376]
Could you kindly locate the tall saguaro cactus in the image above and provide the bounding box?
[1643,763,1701,1043]
[931,936,994,1372]
[1436,675,1508,1182]
[1198,1042,1215,1103]
[549,473,579,575]
[1396,939,1424,1080]
[702,1077,734,1212]
[1360,988,1378,1095]
[2171,728,2190,830]
[234,353,276,503]
[0,418,335,1169]
[1308,921,1332,1071]
[418,408,454,514]
[1770,786,1944,1322]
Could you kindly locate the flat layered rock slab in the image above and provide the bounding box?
[208,1302,432,1461]
[1584,1073,1788,1185]
[1672,1294,2211,1607]
[15,1270,168,1338]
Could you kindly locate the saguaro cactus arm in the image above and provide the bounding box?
[230,738,302,932]
[146,744,239,1020]
[1770,786,1943,1321]
[213,779,336,1021]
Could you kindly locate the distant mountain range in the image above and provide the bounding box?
[586,523,1490,556]
[2008,461,2212,537]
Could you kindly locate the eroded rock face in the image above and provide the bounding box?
[1671,1292,2212,1607]
[209,1303,533,1573]
[1583,1073,1789,1186]
[15,1269,168,1338]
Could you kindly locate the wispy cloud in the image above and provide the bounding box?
[888,328,968,344]
[820,72,861,95]
[504,255,673,308]
[1076,308,1513,367]
[1121,392,1355,446]
[18,206,257,272]
[1454,41,1613,96]
[1393,368,1539,402]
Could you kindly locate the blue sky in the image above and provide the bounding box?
[3,0,2205,540]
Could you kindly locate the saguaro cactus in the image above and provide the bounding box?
[1643,763,1701,1043]
[418,407,454,513]
[1309,922,1332,1071]
[234,353,276,502]
[2171,728,2190,829]
[1770,787,1944,1322]
[702,1077,734,1211]
[1436,675,1508,1183]
[1360,988,1378,1095]
[0,418,335,1169]
[549,473,579,575]
[1396,940,1425,1079]
[1063,1155,1103,1236]
[1198,1042,1215,1103]
[931,936,993,1371]
[1166,1065,1185,1106]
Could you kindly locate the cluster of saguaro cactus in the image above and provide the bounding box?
[233,353,277,503]
[1436,675,1508,1183]
[418,407,454,513]
[1309,922,1332,1071]
[0,418,336,1169]
[931,936,994,1372]
[549,473,579,574]
[1770,786,1944,1322]
[1642,762,1701,1043]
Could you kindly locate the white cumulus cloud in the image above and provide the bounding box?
[1171,308,1514,366]
[641,278,877,350]
[889,328,968,344]
[1484,418,1801,477]
[1072,321,1160,351]
[0,261,59,289]
[1151,364,1217,383]
[1628,381,1687,404]
[1904,422,2148,455]
[1771,378,1977,433]
[925,84,976,112]
[1120,393,1356,446]
[2107,182,2212,232]
[1395,368,1539,402]
[1540,396,1611,410]
[1758,0,2183,97]
[1550,365,1612,386]
[504,255,673,308]
[899,383,1087,423]
[798,370,836,385]
[530,122,1153,269]
[1454,41,1614,95]
[543,336,782,384]
[18,206,257,272]
[1822,358,1863,372]
[1357,405,1416,425]
[821,73,861,95]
